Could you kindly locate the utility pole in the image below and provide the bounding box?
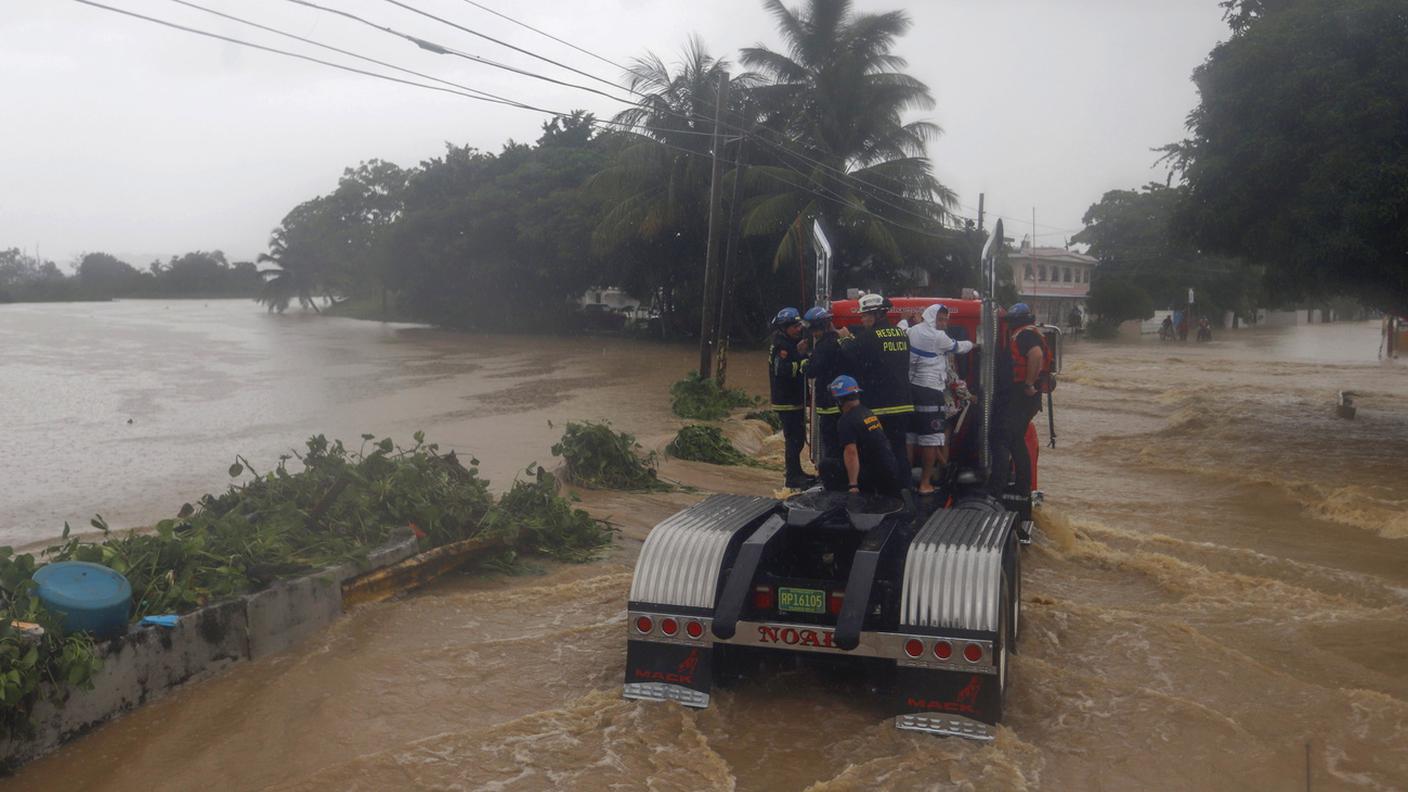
[697,70,730,379]
[975,193,985,286]
[1031,206,1038,321]
[714,137,747,386]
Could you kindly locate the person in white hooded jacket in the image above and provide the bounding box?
[906,304,974,494]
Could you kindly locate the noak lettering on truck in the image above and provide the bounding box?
[756,624,836,649]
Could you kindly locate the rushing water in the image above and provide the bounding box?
[5,302,1407,790]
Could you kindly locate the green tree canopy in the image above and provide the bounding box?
[1087,277,1154,325]
[1165,0,1408,313]
[1074,183,1261,319]
[76,252,140,294]
[739,0,955,277]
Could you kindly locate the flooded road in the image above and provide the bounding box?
[5,306,1408,790]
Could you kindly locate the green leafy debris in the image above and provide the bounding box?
[666,425,759,467]
[669,372,757,421]
[551,421,667,491]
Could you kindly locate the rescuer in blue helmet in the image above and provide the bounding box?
[803,306,843,459]
[822,375,901,497]
[770,307,813,489]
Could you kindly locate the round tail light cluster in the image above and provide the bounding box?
[633,615,706,640]
[900,637,985,664]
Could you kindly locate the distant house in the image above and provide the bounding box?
[577,286,638,311]
[1007,244,1097,325]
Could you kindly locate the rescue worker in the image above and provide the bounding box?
[826,375,902,497]
[906,304,974,495]
[990,303,1048,500]
[769,307,812,489]
[803,306,842,459]
[839,293,914,475]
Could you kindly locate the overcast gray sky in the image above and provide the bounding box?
[1,0,1228,266]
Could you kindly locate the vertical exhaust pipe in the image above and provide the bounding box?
[978,220,1003,483]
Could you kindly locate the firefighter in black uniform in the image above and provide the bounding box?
[839,293,914,478]
[769,307,813,489]
[825,375,902,497]
[803,306,842,460]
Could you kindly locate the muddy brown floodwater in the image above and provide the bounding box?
[5,304,1408,791]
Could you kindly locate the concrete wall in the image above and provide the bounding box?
[1262,310,1304,327]
[1,531,419,767]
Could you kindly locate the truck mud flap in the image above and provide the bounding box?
[893,666,1000,740]
[624,639,713,708]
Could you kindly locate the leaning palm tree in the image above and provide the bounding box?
[588,37,749,329]
[739,0,956,270]
[591,37,729,251]
[255,231,321,314]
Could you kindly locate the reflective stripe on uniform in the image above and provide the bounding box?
[870,405,915,415]
[771,404,804,412]
[815,407,840,415]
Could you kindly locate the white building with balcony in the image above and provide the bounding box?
[1008,245,1098,326]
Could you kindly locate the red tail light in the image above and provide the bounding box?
[904,638,924,658]
[752,585,774,611]
[933,640,952,660]
[685,620,704,639]
[827,591,845,615]
[963,643,983,663]
[660,617,679,636]
[635,616,653,634]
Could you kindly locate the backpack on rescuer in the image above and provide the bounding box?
[1010,325,1057,394]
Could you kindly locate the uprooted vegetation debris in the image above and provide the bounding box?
[0,432,610,744]
[551,421,669,491]
[669,372,757,420]
[666,425,760,467]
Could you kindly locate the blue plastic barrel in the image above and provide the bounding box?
[33,561,132,639]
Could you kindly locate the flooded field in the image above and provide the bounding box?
[4,302,1407,790]
[0,300,746,548]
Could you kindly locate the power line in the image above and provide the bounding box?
[283,0,647,112]
[378,0,633,97]
[74,1,712,144]
[73,1,963,244]
[163,0,511,106]
[73,0,528,109]
[457,0,628,71]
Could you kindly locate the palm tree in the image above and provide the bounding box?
[588,37,745,330]
[739,0,956,271]
[255,229,321,314]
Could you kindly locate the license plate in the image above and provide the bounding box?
[777,587,825,614]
